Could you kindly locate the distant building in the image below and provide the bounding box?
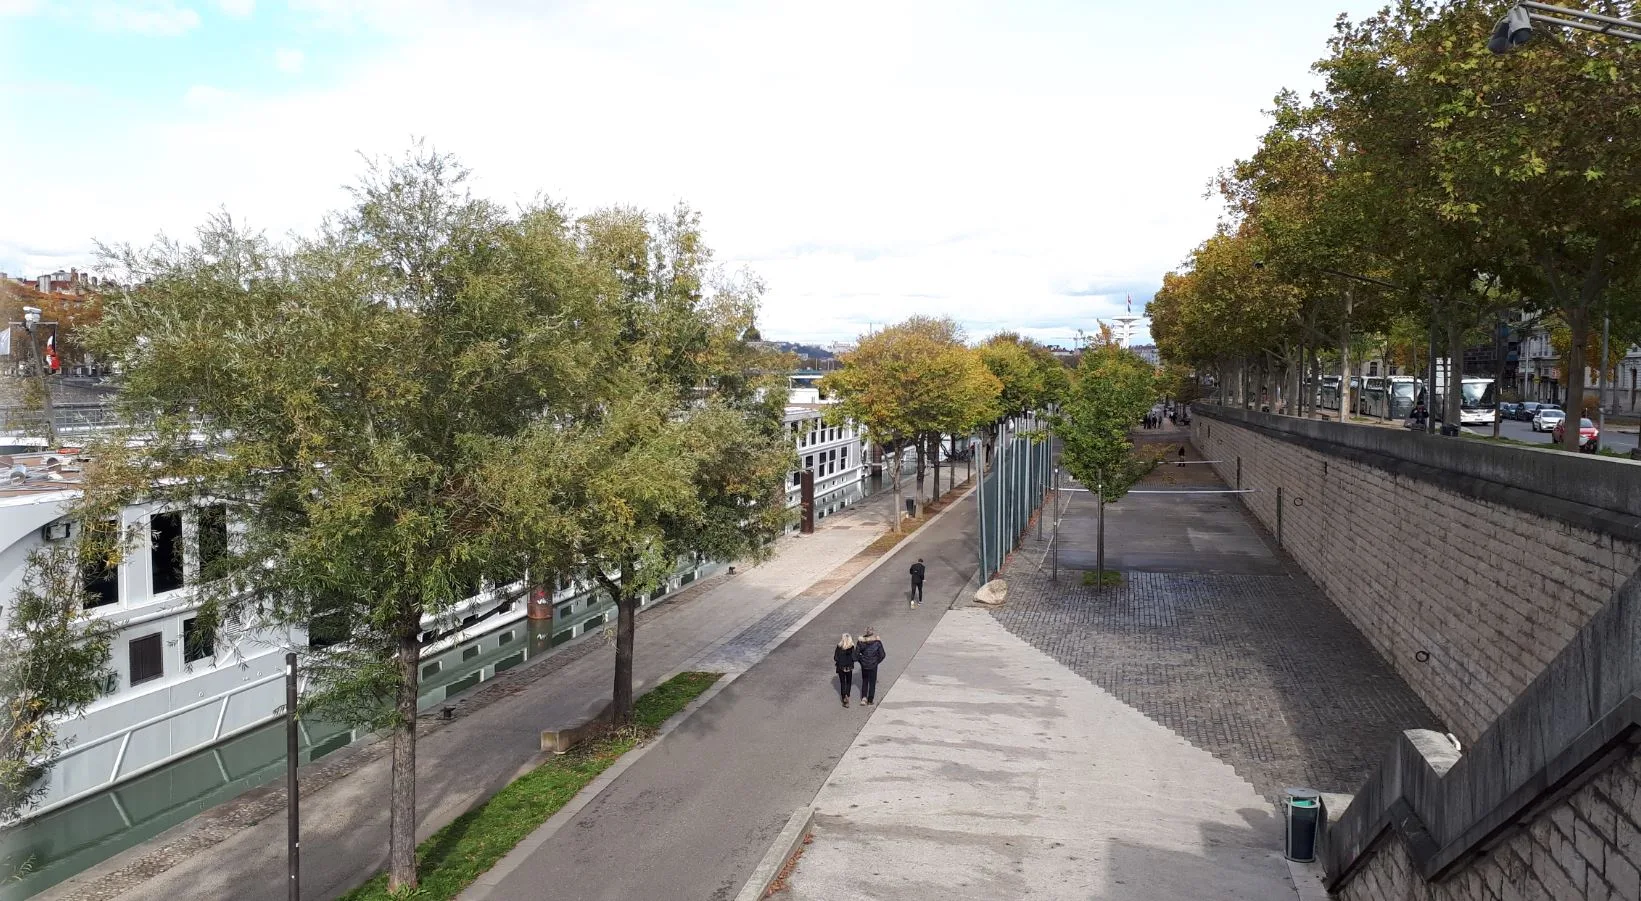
[3,268,105,296]
[1130,344,1159,366]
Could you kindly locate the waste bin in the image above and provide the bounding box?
[905,498,917,518]
[1284,787,1322,862]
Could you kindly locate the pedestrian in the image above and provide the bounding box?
[856,629,886,705]
[909,557,926,607]
[1177,445,1186,467]
[833,633,858,707]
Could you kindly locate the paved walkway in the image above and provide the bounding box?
[788,609,1302,901]
[787,421,1440,900]
[461,484,980,901]
[36,481,910,901]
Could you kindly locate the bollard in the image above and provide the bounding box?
[905,497,916,519]
[1283,788,1322,862]
[1236,457,1242,491]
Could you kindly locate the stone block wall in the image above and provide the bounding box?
[1339,748,1641,901]
[1190,410,1641,745]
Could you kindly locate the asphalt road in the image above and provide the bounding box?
[469,491,979,901]
[1465,415,1640,453]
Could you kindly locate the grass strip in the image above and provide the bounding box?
[339,671,722,901]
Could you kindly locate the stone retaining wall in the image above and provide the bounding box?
[1190,408,1641,745]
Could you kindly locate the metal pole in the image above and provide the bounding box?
[286,651,300,901]
[1276,486,1284,548]
[1427,298,1439,434]
[1598,307,1610,451]
[1236,457,1242,491]
[22,325,57,447]
[1051,465,1060,582]
[1096,475,1105,590]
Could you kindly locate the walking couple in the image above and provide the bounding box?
[832,630,886,708]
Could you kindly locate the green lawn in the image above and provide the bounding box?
[339,671,722,900]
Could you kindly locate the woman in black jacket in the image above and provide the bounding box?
[855,629,886,705]
[833,634,858,707]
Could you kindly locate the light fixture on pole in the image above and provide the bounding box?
[1490,1,1641,53]
[16,306,56,447]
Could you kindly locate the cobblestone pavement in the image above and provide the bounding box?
[998,425,1443,800]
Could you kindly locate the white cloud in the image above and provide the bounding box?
[273,47,304,74]
[6,0,1393,346]
[218,0,253,16]
[89,1,201,35]
[0,0,42,16]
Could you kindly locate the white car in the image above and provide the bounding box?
[1531,408,1566,432]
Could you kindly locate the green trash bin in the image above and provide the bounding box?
[1284,787,1322,862]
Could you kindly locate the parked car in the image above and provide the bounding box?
[1531,408,1566,432]
[1515,402,1544,421]
[1497,402,1522,421]
[1551,417,1599,452]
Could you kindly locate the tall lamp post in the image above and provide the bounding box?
[16,306,57,447]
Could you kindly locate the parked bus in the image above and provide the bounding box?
[1417,376,1498,426]
[1358,376,1418,420]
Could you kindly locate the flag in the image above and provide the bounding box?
[44,332,58,372]
[1127,294,1132,313]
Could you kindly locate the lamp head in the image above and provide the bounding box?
[1489,6,1533,54]
[22,306,41,326]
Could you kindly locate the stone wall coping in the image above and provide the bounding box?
[1195,405,1641,541]
[1323,545,1641,888]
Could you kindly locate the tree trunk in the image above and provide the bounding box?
[388,629,421,893]
[890,443,903,533]
[914,435,926,500]
[1493,318,1507,438]
[930,433,940,502]
[1446,321,1464,430]
[1340,288,1353,423]
[612,589,638,723]
[1564,304,1592,452]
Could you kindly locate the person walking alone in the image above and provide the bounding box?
[856,629,886,705]
[833,634,858,707]
[909,558,926,607]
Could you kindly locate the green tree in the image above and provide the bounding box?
[821,317,999,531]
[1054,342,1156,501]
[481,208,794,725]
[1,544,115,825]
[84,147,618,892]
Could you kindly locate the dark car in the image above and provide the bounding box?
[1497,402,1522,420]
[1516,401,1555,421]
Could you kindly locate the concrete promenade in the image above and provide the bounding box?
[787,420,1439,900]
[37,479,916,901]
[788,608,1303,901]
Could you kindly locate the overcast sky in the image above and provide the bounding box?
[0,0,1385,347]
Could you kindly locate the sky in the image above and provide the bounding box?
[0,0,1387,348]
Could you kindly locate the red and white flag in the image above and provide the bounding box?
[44,332,58,372]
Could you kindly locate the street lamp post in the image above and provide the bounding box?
[16,307,57,448]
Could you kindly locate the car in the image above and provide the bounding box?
[1551,417,1599,452]
[1497,402,1522,421]
[1531,408,1566,432]
[1516,402,1545,421]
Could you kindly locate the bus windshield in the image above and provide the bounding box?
[1461,381,1496,408]
[1392,382,1416,400]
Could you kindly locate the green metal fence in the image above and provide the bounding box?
[975,414,1053,580]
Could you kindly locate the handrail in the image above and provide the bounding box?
[1326,566,1641,888]
[15,669,288,822]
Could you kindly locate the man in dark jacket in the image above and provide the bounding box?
[856,629,886,705]
[909,558,926,607]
